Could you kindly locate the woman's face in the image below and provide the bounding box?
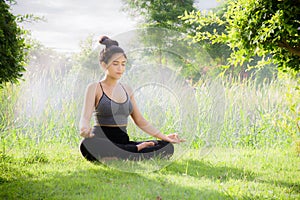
[102,53,127,79]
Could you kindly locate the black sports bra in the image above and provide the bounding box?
[94,82,133,126]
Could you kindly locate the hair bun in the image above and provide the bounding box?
[99,36,118,48]
[99,36,109,44]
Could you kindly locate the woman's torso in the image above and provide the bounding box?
[93,82,133,127]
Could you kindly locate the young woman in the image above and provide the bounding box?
[79,36,185,161]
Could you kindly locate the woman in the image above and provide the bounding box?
[79,36,185,162]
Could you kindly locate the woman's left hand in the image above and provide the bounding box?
[167,133,186,144]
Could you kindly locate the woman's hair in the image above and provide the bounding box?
[99,36,127,64]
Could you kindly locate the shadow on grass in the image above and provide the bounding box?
[164,158,300,197]
[165,158,257,182]
[1,155,298,199]
[261,179,300,194]
[0,160,237,200]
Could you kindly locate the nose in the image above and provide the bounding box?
[118,64,125,71]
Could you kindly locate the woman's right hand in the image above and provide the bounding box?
[80,127,94,138]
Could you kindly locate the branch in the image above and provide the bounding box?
[278,40,300,57]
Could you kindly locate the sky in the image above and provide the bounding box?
[11,0,221,52]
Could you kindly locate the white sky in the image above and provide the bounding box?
[11,0,220,52]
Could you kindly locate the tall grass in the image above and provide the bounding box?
[0,69,84,155]
[195,73,299,149]
[0,65,299,158]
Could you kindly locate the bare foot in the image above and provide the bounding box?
[136,141,155,151]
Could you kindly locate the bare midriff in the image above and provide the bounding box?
[94,124,127,127]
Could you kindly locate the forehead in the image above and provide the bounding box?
[110,53,127,62]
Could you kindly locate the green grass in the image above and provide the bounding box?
[1,145,299,200]
[1,58,299,199]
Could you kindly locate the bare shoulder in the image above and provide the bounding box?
[87,82,98,88]
[86,82,97,90]
[121,82,134,96]
[85,82,100,94]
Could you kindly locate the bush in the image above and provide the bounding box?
[0,0,27,86]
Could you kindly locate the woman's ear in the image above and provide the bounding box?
[101,62,107,70]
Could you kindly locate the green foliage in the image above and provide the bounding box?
[15,13,45,23]
[70,34,103,97]
[122,0,196,31]
[182,4,231,66]
[122,1,214,82]
[1,69,298,154]
[181,0,300,71]
[122,2,224,82]
[0,29,300,198]
[179,4,234,79]
[74,34,99,72]
[26,38,73,78]
[0,0,27,85]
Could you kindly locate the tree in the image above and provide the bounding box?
[181,3,233,77]
[122,0,196,31]
[26,37,73,79]
[121,0,208,82]
[181,0,300,72]
[0,0,27,86]
[72,34,101,79]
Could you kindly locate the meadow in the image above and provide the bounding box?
[0,63,299,199]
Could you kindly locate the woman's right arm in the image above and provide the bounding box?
[79,82,98,138]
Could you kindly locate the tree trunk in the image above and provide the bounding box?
[278,41,300,57]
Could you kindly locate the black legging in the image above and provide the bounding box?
[79,126,174,161]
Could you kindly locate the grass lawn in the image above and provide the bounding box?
[0,145,299,200]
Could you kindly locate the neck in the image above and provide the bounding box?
[101,75,119,86]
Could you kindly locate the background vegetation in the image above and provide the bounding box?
[0,0,299,199]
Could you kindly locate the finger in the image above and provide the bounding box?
[172,133,178,137]
[80,132,87,137]
[89,133,95,138]
[171,139,180,144]
[169,133,178,140]
[168,135,175,139]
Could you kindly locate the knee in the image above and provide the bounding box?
[160,141,174,154]
[167,142,174,154]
